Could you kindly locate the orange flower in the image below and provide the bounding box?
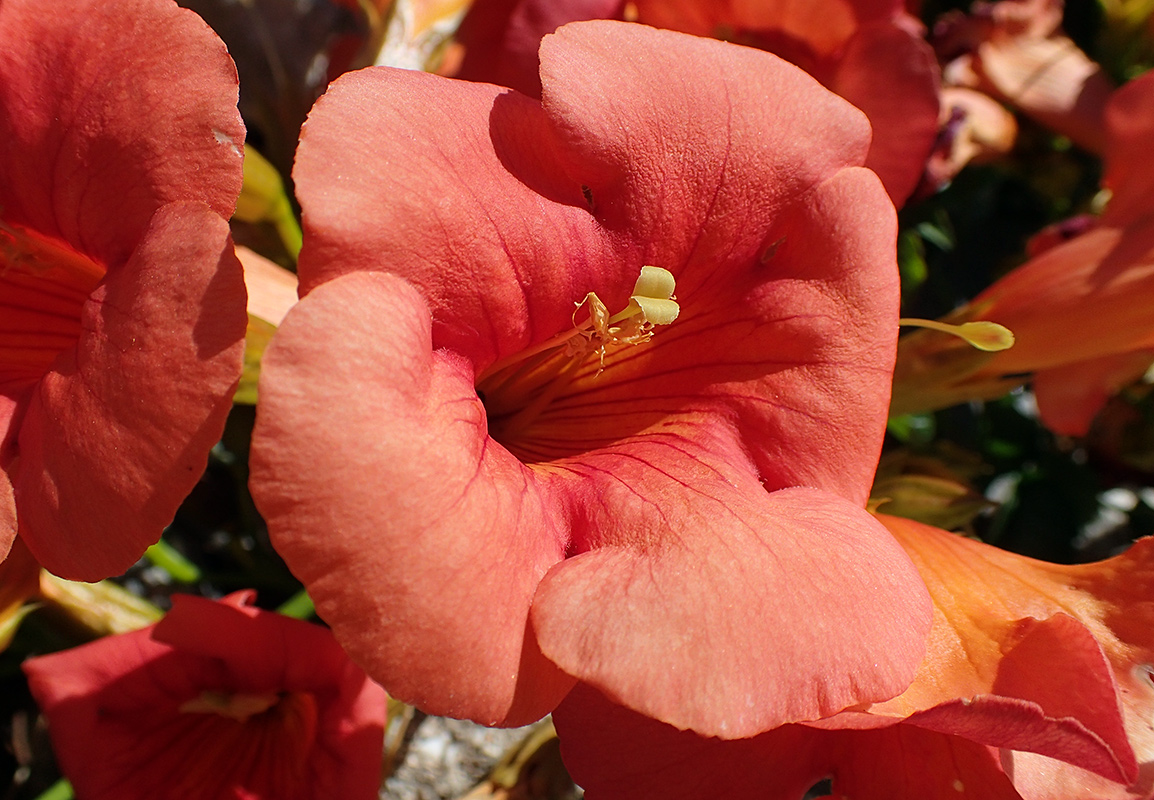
[554,516,1154,799]
[894,71,1154,434]
[0,537,38,651]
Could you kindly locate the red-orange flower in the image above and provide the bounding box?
[23,592,387,800]
[251,21,930,734]
[555,516,1154,799]
[0,0,248,579]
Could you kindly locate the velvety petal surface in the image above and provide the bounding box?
[534,480,930,737]
[851,516,1154,789]
[23,592,385,800]
[14,203,247,579]
[260,20,916,732]
[0,0,244,266]
[252,272,576,726]
[831,21,940,205]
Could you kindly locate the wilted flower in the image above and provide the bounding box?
[250,21,930,734]
[0,0,248,579]
[23,592,387,800]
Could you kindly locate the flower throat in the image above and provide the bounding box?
[476,266,680,449]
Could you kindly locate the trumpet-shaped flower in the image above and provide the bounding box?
[893,70,1154,434]
[555,515,1154,799]
[250,21,931,733]
[0,0,248,578]
[454,0,941,205]
[23,592,387,800]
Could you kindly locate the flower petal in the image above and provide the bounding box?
[972,220,1154,375]
[554,683,826,799]
[830,21,940,205]
[905,617,1134,783]
[250,271,576,726]
[455,0,625,98]
[537,21,872,297]
[972,17,1113,154]
[863,515,1154,786]
[293,66,619,368]
[0,0,244,266]
[1032,350,1154,437]
[1104,71,1154,228]
[554,683,1023,800]
[532,454,931,737]
[14,203,247,579]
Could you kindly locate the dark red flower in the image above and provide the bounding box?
[23,592,386,800]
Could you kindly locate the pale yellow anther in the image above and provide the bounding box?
[625,265,680,327]
[571,266,680,367]
[476,266,680,385]
[632,264,676,302]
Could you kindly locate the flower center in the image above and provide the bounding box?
[180,689,284,720]
[172,689,319,798]
[0,220,105,390]
[476,266,679,455]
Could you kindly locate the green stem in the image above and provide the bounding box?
[277,589,315,620]
[33,779,73,800]
[144,539,201,584]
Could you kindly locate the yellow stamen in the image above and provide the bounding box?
[477,265,679,383]
[899,317,1015,352]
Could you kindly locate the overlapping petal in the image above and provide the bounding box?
[0,0,244,262]
[553,517,1154,799]
[252,21,929,733]
[0,0,247,578]
[453,0,939,205]
[14,205,247,577]
[893,73,1154,431]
